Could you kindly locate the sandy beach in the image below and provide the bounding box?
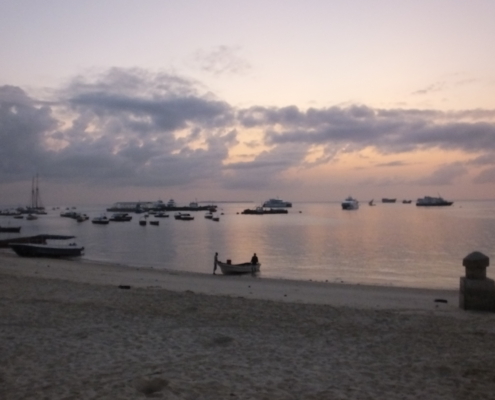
[1,251,495,399]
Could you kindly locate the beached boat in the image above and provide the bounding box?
[216,260,261,275]
[0,226,21,233]
[341,196,359,210]
[262,198,292,208]
[9,241,84,258]
[416,196,453,207]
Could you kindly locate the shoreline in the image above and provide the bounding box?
[0,250,459,310]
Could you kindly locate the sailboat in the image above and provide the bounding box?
[21,174,47,215]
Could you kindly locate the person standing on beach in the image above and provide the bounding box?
[251,253,258,265]
[213,252,218,274]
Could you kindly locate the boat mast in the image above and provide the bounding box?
[30,174,44,210]
[31,176,35,209]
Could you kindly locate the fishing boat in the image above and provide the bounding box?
[155,212,169,218]
[92,215,109,224]
[174,213,194,221]
[109,213,132,222]
[216,260,261,275]
[9,241,84,258]
[416,196,453,207]
[76,214,89,222]
[341,196,359,210]
[241,207,288,215]
[60,211,80,218]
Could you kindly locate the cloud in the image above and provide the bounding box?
[375,161,411,167]
[414,163,468,186]
[1,68,495,195]
[194,45,251,76]
[473,167,495,184]
[239,105,495,157]
[411,82,446,96]
[0,70,234,188]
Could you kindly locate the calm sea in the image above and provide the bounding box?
[2,201,495,289]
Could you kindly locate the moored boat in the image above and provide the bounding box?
[416,196,453,207]
[216,260,261,275]
[262,198,292,208]
[241,207,288,215]
[341,196,359,210]
[92,215,109,224]
[174,213,194,220]
[382,198,396,203]
[109,213,133,222]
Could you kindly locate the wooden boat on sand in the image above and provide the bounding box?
[216,260,261,275]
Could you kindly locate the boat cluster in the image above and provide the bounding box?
[344,195,454,210]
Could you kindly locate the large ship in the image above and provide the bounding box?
[416,196,453,207]
[262,198,292,208]
[341,196,359,210]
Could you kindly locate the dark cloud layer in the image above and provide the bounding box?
[1,68,495,191]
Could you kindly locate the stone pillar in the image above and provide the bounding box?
[459,252,495,312]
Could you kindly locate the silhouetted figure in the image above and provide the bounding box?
[213,252,218,274]
[251,253,258,265]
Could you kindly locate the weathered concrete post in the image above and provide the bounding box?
[459,251,495,311]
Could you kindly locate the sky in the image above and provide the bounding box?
[1,0,495,206]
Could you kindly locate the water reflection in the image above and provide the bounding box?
[2,201,494,289]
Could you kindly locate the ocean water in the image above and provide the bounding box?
[2,200,495,289]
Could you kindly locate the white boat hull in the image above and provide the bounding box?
[217,261,261,275]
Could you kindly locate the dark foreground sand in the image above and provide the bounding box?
[1,251,495,399]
